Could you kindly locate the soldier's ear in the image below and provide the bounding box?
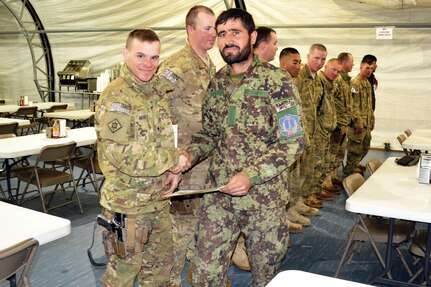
[250,30,257,46]
[123,48,129,61]
[186,25,194,34]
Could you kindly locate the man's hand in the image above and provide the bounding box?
[220,171,251,197]
[169,148,193,174]
[160,172,181,199]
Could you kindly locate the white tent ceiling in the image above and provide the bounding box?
[1,0,431,148]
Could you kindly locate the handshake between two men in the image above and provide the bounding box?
[161,148,252,198]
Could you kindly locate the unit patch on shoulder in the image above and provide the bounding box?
[275,98,295,112]
[110,102,131,114]
[162,69,179,84]
[108,118,123,133]
[279,114,302,137]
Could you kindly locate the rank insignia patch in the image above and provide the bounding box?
[279,114,302,137]
[108,118,122,133]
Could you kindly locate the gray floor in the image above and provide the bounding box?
[1,149,424,287]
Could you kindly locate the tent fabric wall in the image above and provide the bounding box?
[1,0,431,149]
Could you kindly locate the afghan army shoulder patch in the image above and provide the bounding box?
[161,69,179,84]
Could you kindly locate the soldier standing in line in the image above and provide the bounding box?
[253,26,278,63]
[279,47,320,232]
[186,9,305,286]
[157,5,217,286]
[343,57,375,177]
[95,29,190,287]
[327,52,355,186]
[297,43,328,209]
[313,58,341,199]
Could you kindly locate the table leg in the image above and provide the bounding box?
[370,218,394,285]
[424,224,431,286]
[4,158,15,203]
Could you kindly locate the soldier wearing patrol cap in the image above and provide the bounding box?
[157,5,217,286]
[186,8,305,286]
[95,28,191,287]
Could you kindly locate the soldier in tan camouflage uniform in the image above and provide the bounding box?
[343,57,375,176]
[297,44,328,209]
[95,29,190,287]
[312,58,341,198]
[328,52,355,185]
[186,9,305,286]
[157,6,216,286]
[279,47,319,232]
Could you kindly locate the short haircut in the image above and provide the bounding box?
[253,26,276,49]
[279,47,300,61]
[309,43,327,53]
[337,52,352,63]
[361,56,375,65]
[362,54,377,63]
[126,29,159,49]
[185,5,215,28]
[326,58,341,66]
[215,8,255,34]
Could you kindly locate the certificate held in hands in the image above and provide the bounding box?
[164,186,223,198]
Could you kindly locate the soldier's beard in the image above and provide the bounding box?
[220,41,252,65]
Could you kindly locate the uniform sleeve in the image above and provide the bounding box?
[96,92,179,177]
[187,85,220,165]
[243,82,305,186]
[350,82,363,128]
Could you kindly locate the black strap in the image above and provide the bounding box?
[316,78,325,114]
[87,217,107,266]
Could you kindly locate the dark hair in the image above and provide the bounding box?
[279,47,300,61]
[337,52,352,63]
[215,8,255,34]
[253,26,276,49]
[362,54,377,62]
[126,29,159,48]
[186,5,215,28]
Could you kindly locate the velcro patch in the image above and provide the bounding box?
[162,69,179,84]
[351,87,358,94]
[110,102,131,114]
[108,118,123,133]
[275,98,295,112]
[279,114,302,137]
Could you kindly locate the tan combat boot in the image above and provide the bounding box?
[288,219,304,233]
[231,234,251,271]
[287,206,311,226]
[304,194,323,208]
[294,200,319,216]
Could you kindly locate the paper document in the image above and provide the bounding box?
[165,186,223,198]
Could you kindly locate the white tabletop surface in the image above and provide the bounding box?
[0,201,71,250]
[403,129,431,151]
[44,109,94,120]
[346,157,431,223]
[0,117,30,126]
[0,126,96,158]
[0,102,75,113]
[266,270,373,287]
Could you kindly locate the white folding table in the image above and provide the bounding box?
[0,127,97,200]
[0,201,71,250]
[403,129,431,151]
[0,117,30,126]
[0,102,75,114]
[346,157,431,286]
[266,270,373,287]
[44,109,94,128]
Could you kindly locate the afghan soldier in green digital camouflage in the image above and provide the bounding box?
[343,57,375,176]
[187,9,305,287]
[157,5,217,286]
[95,29,189,287]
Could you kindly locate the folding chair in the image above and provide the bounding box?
[11,107,38,135]
[404,129,412,137]
[408,229,431,284]
[335,173,414,278]
[366,159,382,175]
[73,143,104,196]
[0,122,18,136]
[0,238,39,287]
[16,141,84,214]
[38,104,68,131]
